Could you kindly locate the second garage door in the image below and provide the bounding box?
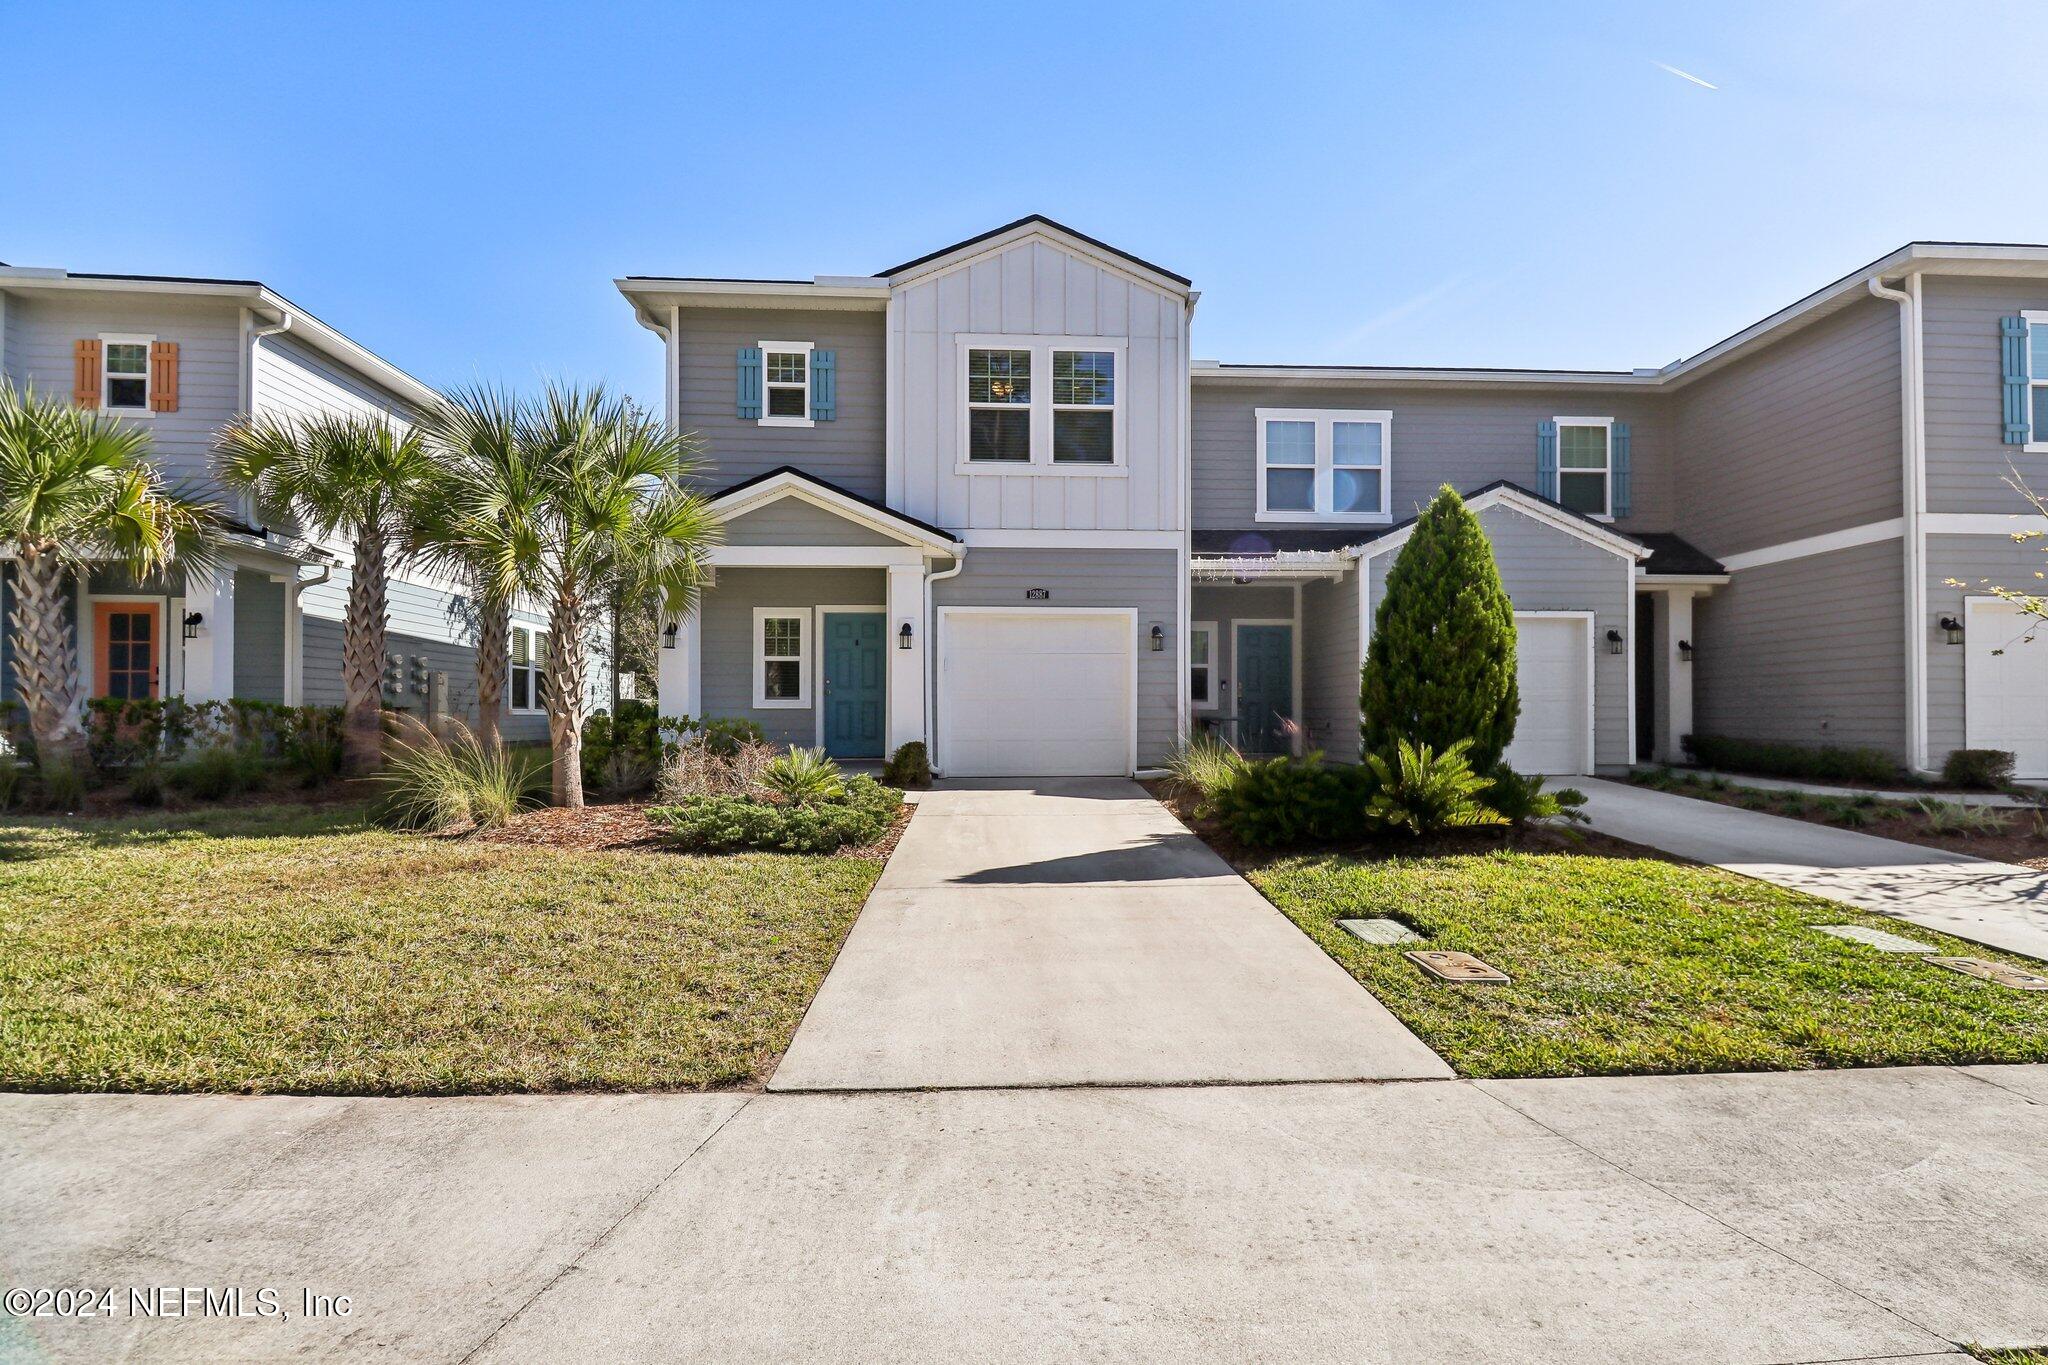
[938,609,1134,777]
[1501,613,1592,775]
[1966,597,2048,778]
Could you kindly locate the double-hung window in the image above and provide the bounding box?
[960,337,1124,471]
[1189,622,1217,710]
[1554,418,1613,517]
[753,608,809,708]
[759,341,813,425]
[2021,313,2048,450]
[1254,408,1391,522]
[102,335,151,410]
[509,626,549,713]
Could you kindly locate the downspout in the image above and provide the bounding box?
[244,309,294,529]
[284,561,331,706]
[1868,273,1929,772]
[923,551,967,774]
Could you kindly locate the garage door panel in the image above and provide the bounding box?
[940,611,1134,777]
[1501,615,1590,776]
[1966,599,2048,778]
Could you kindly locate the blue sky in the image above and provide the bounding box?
[5,1,2043,407]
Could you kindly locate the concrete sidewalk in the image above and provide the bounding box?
[769,779,1449,1090]
[5,1066,2044,1363]
[1578,777,2048,961]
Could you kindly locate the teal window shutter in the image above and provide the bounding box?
[1611,422,1632,518]
[1536,421,1558,500]
[736,347,763,420]
[811,349,836,421]
[2002,316,2029,445]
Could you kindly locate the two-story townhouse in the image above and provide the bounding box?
[0,265,582,740]
[622,220,2048,781]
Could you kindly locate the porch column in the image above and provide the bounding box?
[1663,588,1696,764]
[658,608,700,719]
[886,562,926,753]
[180,567,236,703]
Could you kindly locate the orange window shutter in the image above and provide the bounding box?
[149,341,180,412]
[73,339,102,408]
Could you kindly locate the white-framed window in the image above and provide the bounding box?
[1189,621,1217,710]
[2022,312,2048,451]
[752,608,809,708]
[759,340,814,427]
[509,625,549,713]
[958,335,1126,473]
[101,333,153,411]
[1554,416,1613,519]
[1254,408,1391,522]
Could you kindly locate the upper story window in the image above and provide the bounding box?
[1254,408,1391,523]
[1554,417,1612,518]
[959,336,1125,474]
[759,341,814,427]
[102,335,152,410]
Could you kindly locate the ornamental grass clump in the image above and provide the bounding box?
[1164,731,1245,808]
[374,716,547,833]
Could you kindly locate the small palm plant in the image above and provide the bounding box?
[216,411,437,773]
[760,746,847,804]
[0,382,222,770]
[1365,737,1509,836]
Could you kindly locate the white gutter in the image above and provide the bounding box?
[922,551,968,775]
[1869,273,1930,772]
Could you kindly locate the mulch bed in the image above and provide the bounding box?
[468,794,917,860]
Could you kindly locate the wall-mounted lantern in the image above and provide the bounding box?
[1677,639,1695,664]
[1939,615,1965,646]
[898,621,914,651]
[182,611,204,641]
[1149,624,1165,652]
[661,620,679,650]
[1605,628,1625,656]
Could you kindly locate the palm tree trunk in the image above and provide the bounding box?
[545,586,587,807]
[342,522,389,774]
[8,548,88,771]
[474,590,508,752]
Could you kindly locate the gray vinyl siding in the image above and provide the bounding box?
[934,548,1180,767]
[1190,582,1294,740]
[1925,532,2046,760]
[1692,538,1906,759]
[676,308,885,500]
[722,498,902,547]
[1,294,24,385]
[1920,275,2048,515]
[1670,295,1901,558]
[1366,504,1634,768]
[1190,382,1673,535]
[231,570,287,702]
[697,567,886,746]
[1300,573,1363,762]
[253,332,411,425]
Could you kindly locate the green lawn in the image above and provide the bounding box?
[0,805,881,1094]
[1250,848,2048,1078]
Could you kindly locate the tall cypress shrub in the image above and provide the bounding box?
[1360,485,1519,770]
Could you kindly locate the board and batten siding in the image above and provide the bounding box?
[1191,382,1673,535]
[1300,573,1363,762]
[675,307,886,501]
[890,238,1186,534]
[1670,294,1901,558]
[696,567,887,747]
[1925,533,2048,761]
[1920,275,2048,516]
[933,548,1180,767]
[1368,505,1633,768]
[722,499,902,548]
[1692,538,1905,759]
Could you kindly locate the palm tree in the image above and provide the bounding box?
[216,411,436,773]
[408,385,534,752]
[0,382,222,770]
[511,385,719,807]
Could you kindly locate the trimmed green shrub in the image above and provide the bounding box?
[1365,737,1508,836]
[1941,748,2016,791]
[652,774,901,853]
[38,758,87,813]
[1360,485,1518,771]
[883,741,932,789]
[168,745,269,801]
[0,759,21,812]
[1205,752,1376,848]
[580,700,668,792]
[696,717,767,756]
[1486,764,1589,826]
[125,759,169,807]
[1687,734,1897,784]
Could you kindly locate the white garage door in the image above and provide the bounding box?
[1502,614,1592,775]
[1966,597,2048,778]
[938,610,1133,777]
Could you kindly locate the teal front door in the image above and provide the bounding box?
[1235,624,1294,755]
[822,612,886,760]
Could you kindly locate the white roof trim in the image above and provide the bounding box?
[614,276,890,314]
[709,471,958,555]
[1353,485,1649,563]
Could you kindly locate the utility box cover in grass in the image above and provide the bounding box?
[1816,925,1936,953]
[1340,918,1422,946]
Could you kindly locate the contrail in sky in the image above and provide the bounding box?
[1654,61,1719,90]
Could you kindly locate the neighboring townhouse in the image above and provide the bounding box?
[0,265,581,740]
[627,222,2048,782]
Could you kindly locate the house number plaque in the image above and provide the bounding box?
[1025,588,1050,600]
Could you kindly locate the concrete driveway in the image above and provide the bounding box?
[1578,777,2048,961]
[769,779,1449,1090]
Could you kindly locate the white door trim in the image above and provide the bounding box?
[935,606,1139,776]
[812,604,887,752]
[1512,610,1597,775]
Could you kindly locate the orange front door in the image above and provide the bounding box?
[94,602,161,700]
